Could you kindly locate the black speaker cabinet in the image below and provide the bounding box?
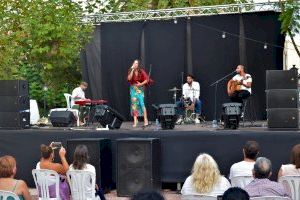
[157,104,176,130]
[0,80,29,96]
[267,108,299,129]
[67,138,112,190]
[0,111,30,129]
[92,105,125,129]
[117,138,161,197]
[49,110,76,127]
[266,70,298,90]
[266,89,298,109]
[0,96,29,112]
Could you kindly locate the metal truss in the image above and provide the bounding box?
[82,2,285,24]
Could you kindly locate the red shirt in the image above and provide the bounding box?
[128,69,152,86]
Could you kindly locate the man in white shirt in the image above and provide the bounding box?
[71,82,88,125]
[229,141,260,181]
[71,81,88,106]
[176,74,202,124]
[231,65,252,103]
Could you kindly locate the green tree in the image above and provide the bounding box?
[279,0,300,58]
[0,0,94,115]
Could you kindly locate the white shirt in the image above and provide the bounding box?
[229,160,255,180]
[280,164,300,176]
[181,175,231,196]
[182,81,200,100]
[232,73,252,94]
[71,87,85,107]
[69,164,97,200]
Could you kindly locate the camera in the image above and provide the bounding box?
[52,142,62,149]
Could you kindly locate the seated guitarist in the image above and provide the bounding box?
[230,65,252,104]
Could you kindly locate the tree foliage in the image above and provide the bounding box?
[0,0,94,114]
[279,0,300,58]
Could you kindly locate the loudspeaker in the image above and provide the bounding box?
[49,111,76,127]
[222,103,242,129]
[0,80,29,96]
[267,108,299,129]
[67,138,112,190]
[266,89,298,109]
[92,105,125,129]
[0,96,29,112]
[157,104,176,130]
[266,70,298,90]
[117,138,161,197]
[0,112,30,129]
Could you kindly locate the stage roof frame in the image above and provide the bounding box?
[82,1,284,25]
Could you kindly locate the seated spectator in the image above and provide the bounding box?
[181,153,231,196]
[68,145,106,200]
[36,144,70,200]
[222,187,249,200]
[244,157,291,198]
[0,155,32,200]
[278,144,300,178]
[131,189,164,200]
[229,141,260,180]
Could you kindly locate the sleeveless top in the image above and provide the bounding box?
[7,180,25,200]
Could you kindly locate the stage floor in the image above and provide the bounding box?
[1,121,300,188]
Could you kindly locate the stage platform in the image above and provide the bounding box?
[0,121,299,187]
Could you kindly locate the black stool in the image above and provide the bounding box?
[242,95,257,127]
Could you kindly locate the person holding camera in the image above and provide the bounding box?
[36,143,70,200]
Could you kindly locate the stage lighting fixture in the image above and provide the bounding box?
[174,18,177,24]
[264,43,268,49]
[222,32,226,39]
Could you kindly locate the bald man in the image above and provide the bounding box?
[230,65,252,103]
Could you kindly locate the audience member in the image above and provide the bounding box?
[278,144,300,178]
[229,141,260,180]
[131,189,165,200]
[36,144,70,200]
[222,187,249,200]
[181,153,231,196]
[244,157,291,198]
[0,155,32,200]
[68,145,106,200]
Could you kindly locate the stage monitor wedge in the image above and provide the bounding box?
[67,138,112,190]
[49,110,76,127]
[0,80,29,96]
[92,105,125,129]
[266,70,298,90]
[117,138,161,197]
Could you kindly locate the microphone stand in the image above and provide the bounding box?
[210,71,236,128]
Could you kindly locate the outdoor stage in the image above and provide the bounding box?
[0,121,299,188]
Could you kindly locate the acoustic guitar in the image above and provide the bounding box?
[227,75,250,97]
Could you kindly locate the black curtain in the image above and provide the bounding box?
[82,11,284,121]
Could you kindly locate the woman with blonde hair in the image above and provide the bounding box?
[181,153,231,196]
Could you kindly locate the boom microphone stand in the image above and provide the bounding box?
[210,70,236,128]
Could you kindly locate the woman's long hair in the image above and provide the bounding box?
[191,153,221,194]
[72,145,89,170]
[128,59,142,74]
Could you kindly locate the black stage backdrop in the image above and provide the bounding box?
[81,11,284,120]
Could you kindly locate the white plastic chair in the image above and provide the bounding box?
[30,99,40,125]
[0,190,20,200]
[66,170,100,200]
[279,175,300,200]
[181,195,217,200]
[63,93,72,109]
[32,169,60,200]
[231,175,254,188]
[251,197,291,200]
